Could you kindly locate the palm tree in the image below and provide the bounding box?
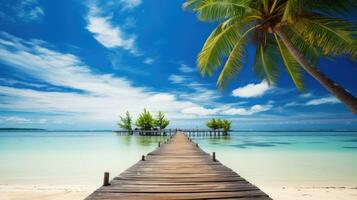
[183,0,357,114]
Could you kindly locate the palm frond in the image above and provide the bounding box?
[198,22,243,76]
[186,0,252,22]
[253,34,280,85]
[291,17,357,59]
[182,0,204,10]
[301,0,357,16]
[281,0,301,23]
[282,26,320,64]
[274,33,304,91]
[217,26,257,88]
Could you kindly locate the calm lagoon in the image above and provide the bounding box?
[1,131,357,188]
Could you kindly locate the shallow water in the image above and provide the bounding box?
[0,131,356,187]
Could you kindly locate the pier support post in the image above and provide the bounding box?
[212,152,216,162]
[158,142,161,147]
[103,172,110,186]
[196,143,198,148]
[142,155,145,161]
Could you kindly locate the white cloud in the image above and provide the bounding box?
[305,96,340,106]
[0,33,276,127]
[300,92,313,98]
[181,106,218,116]
[221,104,272,115]
[179,64,195,73]
[168,74,186,84]
[232,80,271,98]
[284,101,299,107]
[16,0,44,22]
[144,57,154,65]
[181,103,273,116]
[285,96,340,107]
[120,0,142,10]
[86,4,137,54]
[0,77,47,88]
[0,32,202,122]
[2,116,30,123]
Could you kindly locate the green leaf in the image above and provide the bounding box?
[274,33,304,91]
[195,0,251,22]
[253,34,280,85]
[283,27,320,64]
[217,26,257,88]
[301,0,357,16]
[282,0,301,23]
[292,17,357,59]
[182,0,204,10]
[198,22,242,76]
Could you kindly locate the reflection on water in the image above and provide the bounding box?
[343,146,357,149]
[191,135,232,145]
[115,133,168,147]
[134,135,166,147]
[231,141,293,149]
[341,139,357,143]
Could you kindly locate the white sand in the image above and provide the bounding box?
[0,184,356,200]
[0,185,94,200]
[263,186,357,200]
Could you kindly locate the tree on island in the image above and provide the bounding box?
[220,119,232,132]
[154,111,170,130]
[135,109,155,130]
[206,118,220,131]
[118,109,171,135]
[206,118,232,132]
[183,0,357,114]
[118,111,133,133]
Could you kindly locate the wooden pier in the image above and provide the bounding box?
[85,132,271,200]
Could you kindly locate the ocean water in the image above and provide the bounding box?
[0,131,357,188]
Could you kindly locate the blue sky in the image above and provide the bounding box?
[0,0,356,130]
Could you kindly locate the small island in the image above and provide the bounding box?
[115,109,232,136]
[116,109,171,136]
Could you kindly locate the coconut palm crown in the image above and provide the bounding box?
[183,0,357,113]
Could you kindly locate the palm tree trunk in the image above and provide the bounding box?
[275,28,357,114]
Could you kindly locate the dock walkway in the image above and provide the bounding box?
[85,133,272,200]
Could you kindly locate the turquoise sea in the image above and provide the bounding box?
[0,131,357,188]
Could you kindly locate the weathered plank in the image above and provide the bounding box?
[85,132,272,200]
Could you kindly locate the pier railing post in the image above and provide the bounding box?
[212,152,216,162]
[103,172,110,186]
[158,142,161,147]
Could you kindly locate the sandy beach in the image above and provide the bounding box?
[264,185,357,200]
[0,184,356,200]
[0,185,93,200]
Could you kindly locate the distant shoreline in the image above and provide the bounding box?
[0,128,46,131]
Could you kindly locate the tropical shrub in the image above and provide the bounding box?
[118,111,132,131]
[135,109,155,130]
[154,111,170,129]
[206,118,232,132]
